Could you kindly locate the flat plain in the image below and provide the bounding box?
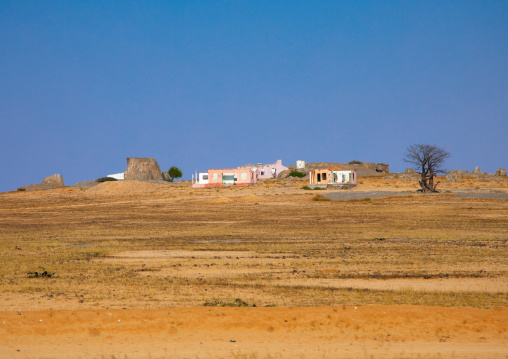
[0,176,507,358]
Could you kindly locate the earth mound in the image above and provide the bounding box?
[86,180,167,195]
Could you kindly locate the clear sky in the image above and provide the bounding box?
[1,1,507,192]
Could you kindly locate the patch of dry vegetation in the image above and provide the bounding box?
[0,177,506,310]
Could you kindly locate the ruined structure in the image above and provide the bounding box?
[124,157,163,181]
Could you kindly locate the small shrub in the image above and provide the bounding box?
[27,270,54,278]
[96,177,118,182]
[301,186,311,190]
[168,166,183,182]
[289,169,306,178]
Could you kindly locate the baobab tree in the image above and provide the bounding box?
[404,144,451,192]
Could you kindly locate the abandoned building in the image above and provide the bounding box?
[309,166,357,189]
[191,172,209,187]
[192,159,289,188]
[238,159,289,179]
[192,167,258,188]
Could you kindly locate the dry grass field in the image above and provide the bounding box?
[0,176,507,358]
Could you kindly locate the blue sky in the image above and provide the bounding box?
[1,1,507,191]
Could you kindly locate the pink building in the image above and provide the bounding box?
[256,159,289,179]
[192,159,289,188]
[238,159,289,179]
[206,167,258,187]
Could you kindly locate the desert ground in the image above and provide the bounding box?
[0,175,507,358]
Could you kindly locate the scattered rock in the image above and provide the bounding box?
[495,168,507,177]
[472,166,481,174]
[446,170,470,182]
[124,157,163,181]
[162,171,170,181]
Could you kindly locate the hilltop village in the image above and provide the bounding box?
[15,156,507,193]
[16,157,394,192]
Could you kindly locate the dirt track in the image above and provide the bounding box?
[1,306,507,359]
[324,190,508,201]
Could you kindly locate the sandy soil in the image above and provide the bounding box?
[1,306,507,359]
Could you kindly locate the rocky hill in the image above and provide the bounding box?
[285,161,389,177]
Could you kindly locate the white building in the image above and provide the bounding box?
[192,172,209,187]
[107,173,125,180]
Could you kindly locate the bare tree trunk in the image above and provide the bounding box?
[428,172,434,192]
[420,170,432,192]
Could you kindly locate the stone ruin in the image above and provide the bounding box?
[124,157,163,181]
